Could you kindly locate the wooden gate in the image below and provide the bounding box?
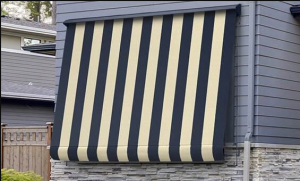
[1,123,52,181]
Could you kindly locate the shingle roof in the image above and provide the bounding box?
[1,15,56,31]
[1,80,55,101]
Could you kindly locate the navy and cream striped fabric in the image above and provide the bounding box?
[51,9,237,162]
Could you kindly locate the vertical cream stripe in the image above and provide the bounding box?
[158,14,183,162]
[97,19,123,162]
[179,13,204,162]
[137,16,163,162]
[201,11,226,162]
[117,18,143,162]
[58,23,85,161]
[77,22,104,161]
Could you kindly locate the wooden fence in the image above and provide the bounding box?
[1,123,53,181]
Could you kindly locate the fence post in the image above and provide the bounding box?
[1,123,6,169]
[46,122,53,181]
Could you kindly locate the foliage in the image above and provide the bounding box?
[1,1,26,18]
[1,1,9,15]
[1,1,53,23]
[1,169,42,181]
[25,1,52,22]
[1,7,8,15]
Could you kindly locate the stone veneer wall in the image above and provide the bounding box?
[50,147,300,181]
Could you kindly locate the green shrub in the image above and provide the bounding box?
[1,169,42,181]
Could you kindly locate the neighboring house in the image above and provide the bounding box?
[1,15,56,49]
[51,1,300,181]
[1,16,56,126]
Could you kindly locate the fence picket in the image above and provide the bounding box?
[1,125,52,181]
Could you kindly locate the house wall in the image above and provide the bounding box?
[1,50,55,126]
[55,1,300,145]
[254,1,300,145]
[1,34,21,50]
[55,0,250,144]
[1,99,54,126]
[1,50,55,89]
[50,1,300,180]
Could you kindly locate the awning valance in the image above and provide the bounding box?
[51,7,238,162]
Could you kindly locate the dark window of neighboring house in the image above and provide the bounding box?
[24,38,41,46]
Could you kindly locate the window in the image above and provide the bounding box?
[23,38,41,46]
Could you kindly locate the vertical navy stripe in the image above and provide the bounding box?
[213,10,237,161]
[107,18,133,162]
[87,20,113,161]
[190,11,215,162]
[169,13,194,162]
[50,24,76,160]
[148,15,173,162]
[127,17,153,162]
[68,22,95,161]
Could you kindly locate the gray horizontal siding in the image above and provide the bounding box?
[57,1,87,5]
[56,1,247,23]
[256,86,300,101]
[257,36,300,54]
[257,4,299,26]
[256,56,300,73]
[281,1,300,6]
[57,1,182,14]
[257,46,299,63]
[256,76,300,92]
[256,96,300,111]
[1,51,55,89]
[256,106,300,120]
[254,136,300,145]
[257,16,299,35]
[256,26,300,44]
[55,1,250,144]
[256,66,300,81]
[1,100,54,126]
[235,95,300,111]
[231,115,298,129]
[255,1,300,145]
[235,126,300,139]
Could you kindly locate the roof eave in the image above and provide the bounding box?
[1,92,55,102]
[1,22,56,36]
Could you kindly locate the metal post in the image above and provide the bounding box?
[244,1,256,181]
[1,123,6,169]
[46,122,53,181]
[243,140,251,181]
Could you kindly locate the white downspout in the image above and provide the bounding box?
[243,1,256,181]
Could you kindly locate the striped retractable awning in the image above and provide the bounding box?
[51,7,239,162]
